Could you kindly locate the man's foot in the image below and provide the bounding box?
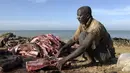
[87,62,94,66]
[86,60,97,66]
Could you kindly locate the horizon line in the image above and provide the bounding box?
[0,29,130,31]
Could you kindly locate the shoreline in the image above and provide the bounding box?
[0,32,130,46]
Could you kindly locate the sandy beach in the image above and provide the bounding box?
[0,37,129,73]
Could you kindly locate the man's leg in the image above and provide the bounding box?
[93,45,111,64]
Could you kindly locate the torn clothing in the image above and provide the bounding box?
[73,18,115,59]
[59,18,116,67]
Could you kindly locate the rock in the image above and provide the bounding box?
[113,37,130,46]
[0,32,31,48]
[0,33,16,47]
[0,33,15,38]
[0,37,5,47]
[6,36,30,48]
[117,53,130,72]
[122,63,130,72]
[0,55,23,72]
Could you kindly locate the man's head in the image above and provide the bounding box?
[77,6,92,24]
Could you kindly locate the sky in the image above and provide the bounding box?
[0,0,130,30]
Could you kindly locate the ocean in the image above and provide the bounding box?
[0,30,130,40]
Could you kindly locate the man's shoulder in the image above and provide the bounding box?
[89,19,101,29]
[89,18,106,33]
[92,18,102,25]
[92,18,105,29]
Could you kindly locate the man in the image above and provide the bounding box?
[57,6,116,70]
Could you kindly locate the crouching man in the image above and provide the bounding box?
[56,6,116,70]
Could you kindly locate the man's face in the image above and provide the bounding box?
[77,9,90,25]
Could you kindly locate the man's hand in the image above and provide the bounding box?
[56,39,75,58]
[56,47,64,57]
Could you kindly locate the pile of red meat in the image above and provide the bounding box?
[8,34,63,71]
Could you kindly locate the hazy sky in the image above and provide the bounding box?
[0,0,130,30]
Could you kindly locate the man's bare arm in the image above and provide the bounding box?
[57,32,96,71]
[64,32,95,61]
